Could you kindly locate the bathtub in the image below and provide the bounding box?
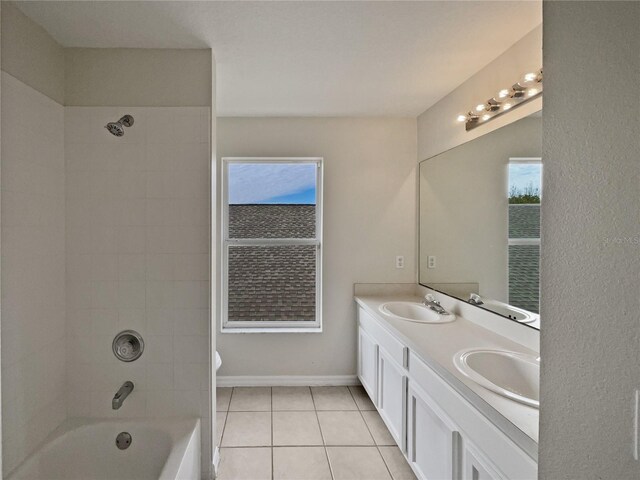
[8,418,200,480]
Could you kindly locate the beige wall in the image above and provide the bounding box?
[65,48,211,107]
[1,1,64,103]
[539,2,640,478]
[419,116,541,303]
[217,117,417,377]
[417,24,542,162]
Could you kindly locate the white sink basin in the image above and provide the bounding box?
[379,302,455,324]
[454,349,539,408]
[480,300,537,324]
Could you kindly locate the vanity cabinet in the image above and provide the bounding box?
[407,381,460,479]
[358,327,378,404]
[462,443,502,480]
[356,306,537,480]
[377,346,407,449]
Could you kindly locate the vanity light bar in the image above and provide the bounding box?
[457,69,543,131]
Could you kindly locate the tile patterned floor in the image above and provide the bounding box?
[216,386,417,480]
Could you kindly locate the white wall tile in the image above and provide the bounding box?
[147,363,174,391]
[145,335,174,363]
[117,281,146,309]
[146,308,175,335]
[91,281,118,309]
[116,226,146,253]
[60,105,211,472]
[117,308,147,332]
[118,254,146,281]
[91,308,118,336]
[1,73,67,473]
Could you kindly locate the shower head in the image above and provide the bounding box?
[105,115,134,137]
[105,122,125,136]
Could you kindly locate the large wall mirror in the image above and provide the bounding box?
[419,111,542,329]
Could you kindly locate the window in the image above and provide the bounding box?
[222,158,323,332]
[507,158,542,313]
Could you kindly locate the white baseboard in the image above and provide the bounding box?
[216,375,360,387]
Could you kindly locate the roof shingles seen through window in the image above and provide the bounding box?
[228,205,317,322]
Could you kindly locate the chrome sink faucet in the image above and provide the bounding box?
[112,381,134,410]
[468,293,484,306]
[423,294,450,315]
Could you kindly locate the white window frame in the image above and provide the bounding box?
[507,157,541,308]
[221,157,323,333]
[507,157,542,248]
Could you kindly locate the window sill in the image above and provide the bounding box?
[221,326,323,334]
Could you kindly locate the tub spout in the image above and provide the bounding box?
[112,381,134,410]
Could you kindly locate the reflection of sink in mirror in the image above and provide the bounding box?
[418,112,542,330]
[454,348,539,408]
[479,299,538,324]
[379,302,455,324]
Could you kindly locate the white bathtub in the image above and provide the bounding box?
[8,418,200,480]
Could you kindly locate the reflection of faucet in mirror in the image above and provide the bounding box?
[423,294,451,316]
[417,112,542,330]
[469,293,484,306]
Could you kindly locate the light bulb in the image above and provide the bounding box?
[502,103,512,111]
[476,104,486,112]
[482,114,491,121]
[527,88,539,97]
[498,89,510,99]
[457,114,467,122]
[524,72,537,82]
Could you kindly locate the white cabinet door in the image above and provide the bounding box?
[378,347,407,450]
[463,443,504,480]
[358,327,378,405]
[407,382,461,480]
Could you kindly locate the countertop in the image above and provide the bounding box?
[355,293,539,460]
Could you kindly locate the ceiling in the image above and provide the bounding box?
[14,1,542,116]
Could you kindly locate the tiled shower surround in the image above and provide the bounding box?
[1,72,67,474]
[64,106,211,472]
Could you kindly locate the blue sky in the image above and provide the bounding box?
[508,163,542,192]
[229,163,317,204]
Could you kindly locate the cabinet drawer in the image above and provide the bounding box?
[409,353,537,480]
[358,307,406,367]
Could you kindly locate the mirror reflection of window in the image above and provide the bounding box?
[508,159,542,314]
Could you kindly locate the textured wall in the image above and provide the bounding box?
[539,2,640,478]
[1,72,66,475]
[217,117,417,377]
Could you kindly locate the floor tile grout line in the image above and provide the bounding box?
[311,386,335,480]
[271,387,274,480]
[228,408,360,412]
[217,409,228,450]
[220,443,388,449]
[348,385,395,480]
[218,385,399,478]
[347,386,376,445]
[217,387,234,447]
[378,446,402,480]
